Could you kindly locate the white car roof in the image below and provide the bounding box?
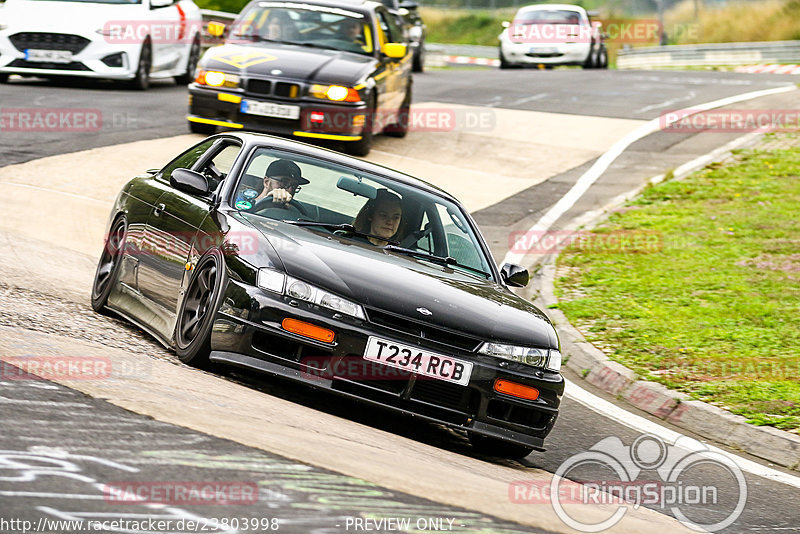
[516,4,587,13]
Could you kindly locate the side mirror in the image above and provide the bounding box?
[500,263,529,287]
[207,21,226,38]
[170,168,210,197]
[382,42,407,59]
[150,0,173,9]
[502,21,510,28]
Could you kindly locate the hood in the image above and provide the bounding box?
[201,43,374,85]
[2,0,145,32]
[244,216,558,349]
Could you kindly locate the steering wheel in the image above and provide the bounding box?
[252,193,309,217]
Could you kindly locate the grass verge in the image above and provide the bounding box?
[554,134,800,432]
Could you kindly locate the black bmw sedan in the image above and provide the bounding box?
[187,0,412,157]
[91,133,564,458]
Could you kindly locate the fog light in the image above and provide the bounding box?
[494,379,539,401]
[282,318,335,343]
[101,52,124,67]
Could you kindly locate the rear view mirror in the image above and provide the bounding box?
[337,176,377,199]
[500,263,529,287]
[171,168,210,197]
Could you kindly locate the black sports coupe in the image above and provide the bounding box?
[188,0,412,157]
[92,133,564,458]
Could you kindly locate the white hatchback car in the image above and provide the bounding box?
[0,0,203,89]
[498,4,607,69]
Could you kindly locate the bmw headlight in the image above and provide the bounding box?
[309,84,362,103]
[257,268,366,320]
[195,69,240,88]
[478,342,561,372]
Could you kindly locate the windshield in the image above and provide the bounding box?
[230,2,373,55]
[233,148,495,281]
[516,9,583,25]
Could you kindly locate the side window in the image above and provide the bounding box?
[196,142,242,193]
[376,11,397,45]
[160,139,216,183]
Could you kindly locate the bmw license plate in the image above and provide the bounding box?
[363,336,473,386]
[240,99,300,120]
[25,49,73,63]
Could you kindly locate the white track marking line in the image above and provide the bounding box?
[500,84,797,267]
[565,380,800,489]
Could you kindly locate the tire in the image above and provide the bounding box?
[174,250,226,367]
[583,44,598,69]
[499,46,513,69]
[91,216,126,314]
[129,41,151,90]
[0,74,9,83]
[345,94,375,157]
[189,121,217,135]
[175,35,201,85]
[597,46,609,69]
[384,83,411,138]
[468,433,535,460]
[412,42,424,73]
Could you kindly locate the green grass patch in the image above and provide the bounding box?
[555,138,800,431]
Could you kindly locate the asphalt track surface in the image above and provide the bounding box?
[1,69,800,533]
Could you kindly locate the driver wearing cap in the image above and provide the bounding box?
[256,159,310,204]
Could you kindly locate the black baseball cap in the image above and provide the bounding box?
[266,159,309,185]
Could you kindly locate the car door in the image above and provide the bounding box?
[375,8,410,113]
[146,0,184,74]
[137,138,243,342]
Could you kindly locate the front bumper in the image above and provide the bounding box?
[0,32,141,79]
[189,84,368,142]
[210,278,564,449]
[501,41,590,65]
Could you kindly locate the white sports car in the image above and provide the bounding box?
[498,4,607,70]
[0,0,203,89]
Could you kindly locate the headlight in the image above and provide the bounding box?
[309,84,361,103]
[195,70,240,88]
[258,268,366,319]
[478,342,561,372]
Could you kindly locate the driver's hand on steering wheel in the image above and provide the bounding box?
[270,188,293,204]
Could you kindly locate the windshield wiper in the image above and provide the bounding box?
[384,245,492,278]
[281,40,342,51]
[282,220,399,246]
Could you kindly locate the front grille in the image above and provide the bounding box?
[8,59,90,71]
[246,79,271,96]
[411,379,475,412]
[274,82,299,98]
[9,32,90,54]
[365,307,482,352]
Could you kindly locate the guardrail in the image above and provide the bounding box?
[617,40,800,69]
